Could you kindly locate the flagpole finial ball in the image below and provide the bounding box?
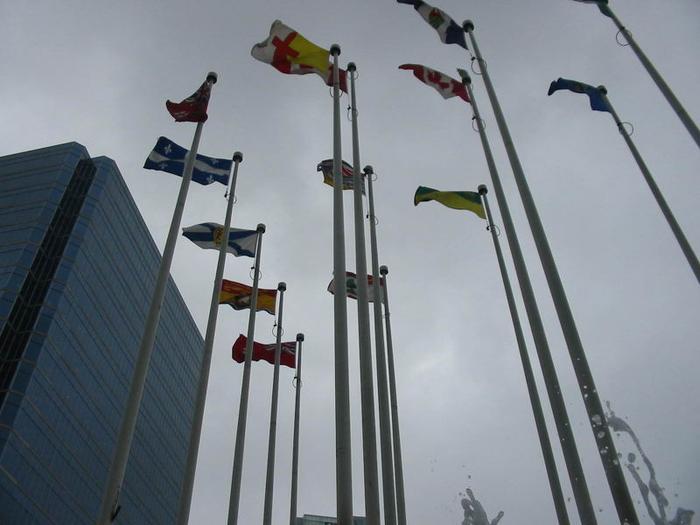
[257,223,266,233]
[363,165,374,176]
[347,62,356,72]
[296,333,304,342]
[597,85,608,95]
[233,151,243,162]
[462,20,475,32]
[206,72,218,84]
[478,184,488,195]
[330,44,341,56]
[277,282,287,292]
[380,265,388,276]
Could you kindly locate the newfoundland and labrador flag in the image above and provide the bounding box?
[166,80,211,122]
[397,0,468,50]
[399,64,469,104]
[327,272,384,303]
[547,78,611,113]
[182,223,258,257]
[232,334,296,368]
[144,137,232,186]
[251,20,348,92]
[219,279,278,315]
[316,159,365,194]
[414,186,485,219]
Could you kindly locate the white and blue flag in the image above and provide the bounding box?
[144,136,232,186]
[182,223,258,258]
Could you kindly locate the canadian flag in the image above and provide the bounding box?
[399,64,470,104]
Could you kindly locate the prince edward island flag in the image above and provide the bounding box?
[144,136,232,186]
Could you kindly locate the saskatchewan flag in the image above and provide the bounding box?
[414,186,485,219]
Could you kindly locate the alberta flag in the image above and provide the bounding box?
[144,137,232,186]
[182,223,258,257]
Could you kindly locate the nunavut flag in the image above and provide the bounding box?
[232,334,296,368]
[399,64,469,104]
[251,20,348,92]
[219,279,277,315]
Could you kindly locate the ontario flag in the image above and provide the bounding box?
[251,20,348,93]
[166,79,212,122]
[399,64,469,104]
[232,334,296,368]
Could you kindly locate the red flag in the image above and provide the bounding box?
[232,334,296,368]
[166,81,211,122]
[399,64,469,104]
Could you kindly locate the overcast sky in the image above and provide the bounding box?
[2,0,699,523]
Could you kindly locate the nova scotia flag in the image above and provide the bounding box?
[144,136,232,185]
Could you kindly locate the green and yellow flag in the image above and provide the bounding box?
[414,186,485,219]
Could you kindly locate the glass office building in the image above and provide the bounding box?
[0,143,204,524]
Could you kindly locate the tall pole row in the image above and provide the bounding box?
[289,334,304,525]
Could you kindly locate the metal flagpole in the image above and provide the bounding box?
[263,282,287,525]
[464,21,639,525]
[227,223,267,525]
[362,165,397,525]
[477,186,569,525]
[377,265,407,525]
[463,75,569,525]
[600,4,700,149]
[329,44,353,524]
[347,62,383,525]
[289,333,304,525]
[177,151,243,525]
[97,71,217,525]
[599,88,700,283]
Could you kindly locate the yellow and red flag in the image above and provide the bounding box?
[219,279,277,315]
[251,20,347,92]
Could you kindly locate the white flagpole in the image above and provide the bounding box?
[263,282,287,525]
[362,165,398,525]
[347,62,383,525]
[97,72,217,525]
[376,265,407,525]
[477,187,569,525]
[464,21,638,525]
[288,333,304,525]
[462,76,569,524]
[599,4,700,149]
[329,44,354,524]
[227,223,267,525]
[177,151,242,525]
[599,88,700,283]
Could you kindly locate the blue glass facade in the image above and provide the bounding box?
[0,143,204,524]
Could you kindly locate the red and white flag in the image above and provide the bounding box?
[232,334,296,369]
[399,64,469,104]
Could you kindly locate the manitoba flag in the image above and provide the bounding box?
[232,334,296,368]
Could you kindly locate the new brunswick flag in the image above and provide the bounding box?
[219,279,277,315]
[414,186,485,219]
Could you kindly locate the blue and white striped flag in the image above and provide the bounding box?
[182,223,258,257]
[144,136,232,186]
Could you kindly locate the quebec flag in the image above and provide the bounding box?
[144,136,232,186]
[182,223,258,258]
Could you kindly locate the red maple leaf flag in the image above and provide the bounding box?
[399,63,470,104]
[166,80,212,122]
[232,334,296,369]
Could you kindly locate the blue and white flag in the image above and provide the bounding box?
[144,136,232,186]
[398,0,468,50]
[547,78,611,113]
[182,223,258,257]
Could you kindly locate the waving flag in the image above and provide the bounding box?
[166,80,211,122]
[219,280,278,315]
[144,137,231,186]
[399,64,469,103]
[547,78,611,113]
[397,0,468,49]
[182,223,258,257]
[251,20,348,92]
[232,334,296,368]
[327,272,384,303]
[414,186,485,219]
[316,159,365,193]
